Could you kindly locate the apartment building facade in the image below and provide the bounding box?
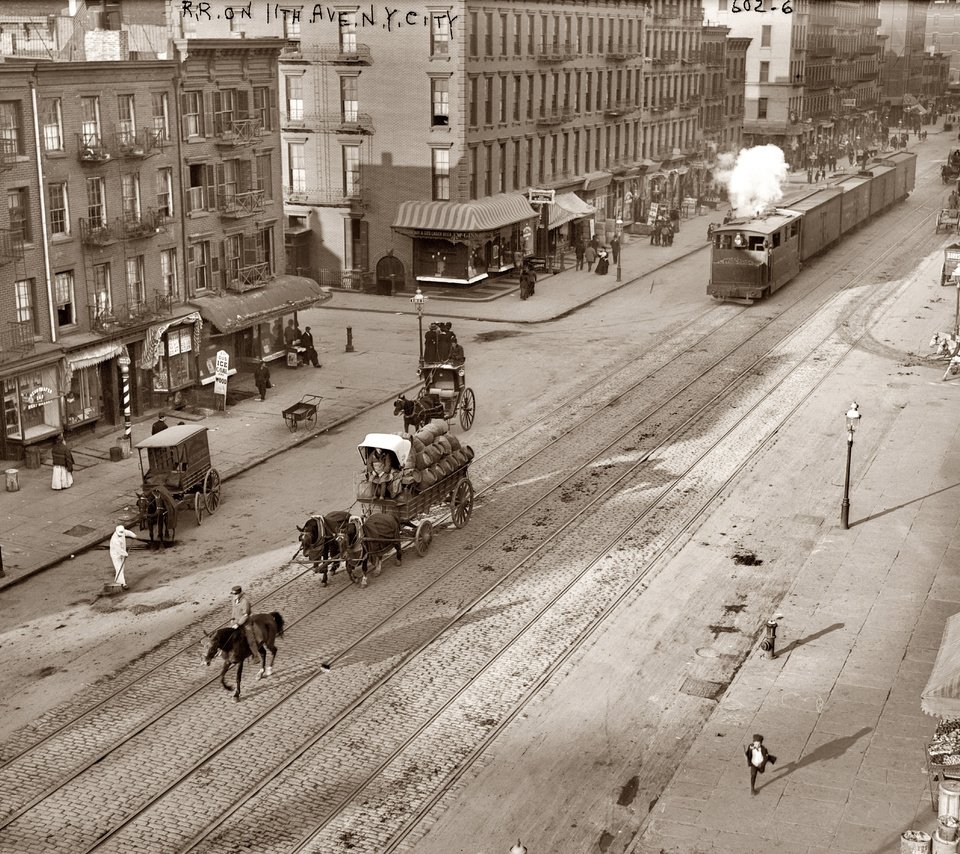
[879,0,930,119]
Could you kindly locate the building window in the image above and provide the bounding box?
[150,92,170,141]
[469,76,478,127]
[500,13,508,55]
[469,11,478,56]
[340,76,359,123]
[80,96,101,146]
[432,78,450,126]
[514,14,522,55]
[759,61,769,83]
[342,144,361,196]
[469,146,478,198]
[8,188,29,243]
[485,77,493,124]
[283,8,301,40]
[758,97,768,119]
[288,141,306,192]
[186,163,212,212]
[126,255,146,306]
[484,143,493,195]
[121,172,141,220]
[499,75,507,123]
[93,263,111,318]
[0,101,22,155]
[256,152,273,199]
[431,13,450,56]
[339,11,357,53]
[191,241,211,292]
[513,139,521,190]
[285,75,304,122]
[160,248,179,300]
[432,147,450,200]
[55,271,76,327]
[14,278,35,328]
[213,88,237,135]
[253,86,273,131]
[225,233,242,286]
[257,226,274,273]
[118,94,136,145]
[157,167,174,218]
[527,74,534,119]
[513,75,521,121]
[761,25,771,47]
[181,91,203,138]
[49,182,69,235]
[155,326,195,392]
[499,141,506,192]
[39,98,62,151]
[484,11,493,56]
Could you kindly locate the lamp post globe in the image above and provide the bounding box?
[840,401,860,529]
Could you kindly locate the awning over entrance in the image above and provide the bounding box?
[140,311,203,371]
[581,171,613,192]
[190,275,332,334]
[63,340,125,386]
[922,613,960,718]
[392,193,537,238]
[547,192,596,229]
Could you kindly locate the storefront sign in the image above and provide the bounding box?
[24,386,55,409]
[214,350,230,397]
[527,188,556,205]
[647,202,660,226]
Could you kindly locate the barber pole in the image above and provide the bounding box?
[117,350,133,451]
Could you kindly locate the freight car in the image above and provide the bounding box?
[707,151,917,303]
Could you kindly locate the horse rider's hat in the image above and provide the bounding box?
[231,585,242,595]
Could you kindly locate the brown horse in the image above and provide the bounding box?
[136,487,176,548]
[335,513,402,588]
[296,511,350,585]
[201,611,284,701]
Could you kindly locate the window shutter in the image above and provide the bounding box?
[209,163,221,210]
[212,91,223,134]
[180,92,190,139]
[203,91,213,137]
[237,89,250,119]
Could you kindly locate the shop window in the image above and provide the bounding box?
[3,368,61,442]
[65,367,101,427]
[153,326,196,391]
[55,270,76,327]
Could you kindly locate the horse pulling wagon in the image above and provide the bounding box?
[395,362,476,433]
[135,425,221,545]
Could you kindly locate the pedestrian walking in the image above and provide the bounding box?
[151,412,168,435]
[595,247,609,275]
[51,434,74,490]
[585,243,597,271]
[650,219,660,246]
[253,359,271,401]
[807,166,813,183]
[574,238,585,271]
[745,733,776,795]
[110,524,138,589]
[519,264,536,300]
[299,326,321,368]
[610,234,621,265]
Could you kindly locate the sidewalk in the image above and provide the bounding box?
[0,205,715,591]
[627,216,960,852]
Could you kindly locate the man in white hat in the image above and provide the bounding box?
[110,524,138,589]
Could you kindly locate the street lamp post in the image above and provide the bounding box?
[840,401,861,530]
[117,349,133,456]
[615,217,623,282]
[410,288,428,366]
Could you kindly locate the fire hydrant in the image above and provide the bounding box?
[760,618,778,659]
[510,842,528,854]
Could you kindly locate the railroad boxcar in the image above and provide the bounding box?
[708,151,917,303]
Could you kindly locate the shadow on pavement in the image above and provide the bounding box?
[771,726,873,784]
[851,481,960,527]
[776,622,846,658]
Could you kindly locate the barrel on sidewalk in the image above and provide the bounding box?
[23,446,42,469]
[4,469,18,492]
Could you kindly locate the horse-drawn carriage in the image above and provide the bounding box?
[135,425,221,544]
[394,361,476,433]
[295,427,474,587]
[944,151,960,183]
[938,209,960,234]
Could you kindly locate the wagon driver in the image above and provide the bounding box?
[230,585,261,652]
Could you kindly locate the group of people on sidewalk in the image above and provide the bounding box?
[573,234,621,275]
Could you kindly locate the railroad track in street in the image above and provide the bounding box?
[0,167,945,854]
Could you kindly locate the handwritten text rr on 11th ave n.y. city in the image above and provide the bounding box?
[180,2,459,32]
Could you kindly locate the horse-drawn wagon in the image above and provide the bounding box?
[938,209,960,234]
[135,425,221,544]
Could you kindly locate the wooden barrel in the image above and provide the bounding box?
[934,830,959,854]
[942,781,960,820]
[901,830,932,854]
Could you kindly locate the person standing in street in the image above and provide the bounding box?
[254,359,271,401]
[745,733,776,795]
[610,234,621,265]
[151,412,168,435]
[230,584,260,651]
[51,434,74,490]
[299,326,321,368]
[585,242,597,272]
[574,238,585,271]
[110,524,138,589]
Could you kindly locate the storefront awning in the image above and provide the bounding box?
[392,193,537,237]
[62,340,125,386]
[140,311,203,372]
[923,613,960,718]
[548,191,596,229]
[190,275,332,335]
[581,171,613,192]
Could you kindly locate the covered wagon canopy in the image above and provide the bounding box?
[922,612,960,718]
[135,424,208,449]
[358,433,411,470]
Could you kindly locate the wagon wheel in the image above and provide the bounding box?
[306,406,318,430]
[414,519,434,556]
[285,413,298,433]
[194,491,204,526]
[459,388,476,431]
[449,478,474,529]
[203,468,222,515]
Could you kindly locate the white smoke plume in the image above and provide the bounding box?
[712,145,788,217]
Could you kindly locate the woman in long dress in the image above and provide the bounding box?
[51,435,74,490]
[595,248,609,275]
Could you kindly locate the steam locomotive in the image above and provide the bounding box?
[707,150,917,303]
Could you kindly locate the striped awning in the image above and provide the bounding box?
[548,192,596,229]
[923,613,960,718]
[392,193,537,237]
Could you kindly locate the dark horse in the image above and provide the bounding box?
[393,394,441,433]
[335,513,402,588]
[202,611,284,701]
[296,511,350,585]
[136,487,176,548]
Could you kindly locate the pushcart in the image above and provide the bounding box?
[282,394,322,432]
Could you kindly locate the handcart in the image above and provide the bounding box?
[282,394,322,432]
